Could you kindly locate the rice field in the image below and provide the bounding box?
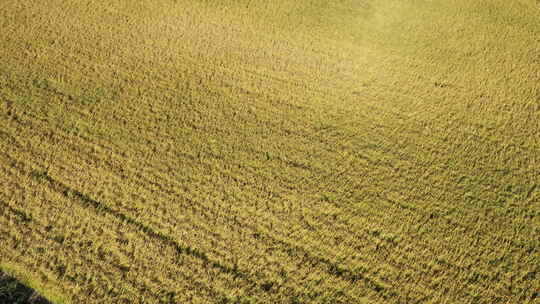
[1,0,539,303]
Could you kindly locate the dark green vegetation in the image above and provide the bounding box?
[0,271,52,304]
[1,0,539,303]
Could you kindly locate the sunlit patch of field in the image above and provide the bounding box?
[1,1,539,303]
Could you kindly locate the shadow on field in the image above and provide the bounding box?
[0,271,52,304]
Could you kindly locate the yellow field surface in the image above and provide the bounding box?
[1,1,539,303]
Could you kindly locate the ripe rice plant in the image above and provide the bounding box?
[1,0,539,303]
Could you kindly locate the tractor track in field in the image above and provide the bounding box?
[2,104,537,303]
[0,193,234,303]
[2,153,342,302]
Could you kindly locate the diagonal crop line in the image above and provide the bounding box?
[2,152,394,299]
[32,170,249,278]
[3,159,303,300]
[0,198,227,303]
[0,198,33,224]
[2,151,394,298]
[31,167,375,300]
[254,230,396,299]
[0,152,267,288]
